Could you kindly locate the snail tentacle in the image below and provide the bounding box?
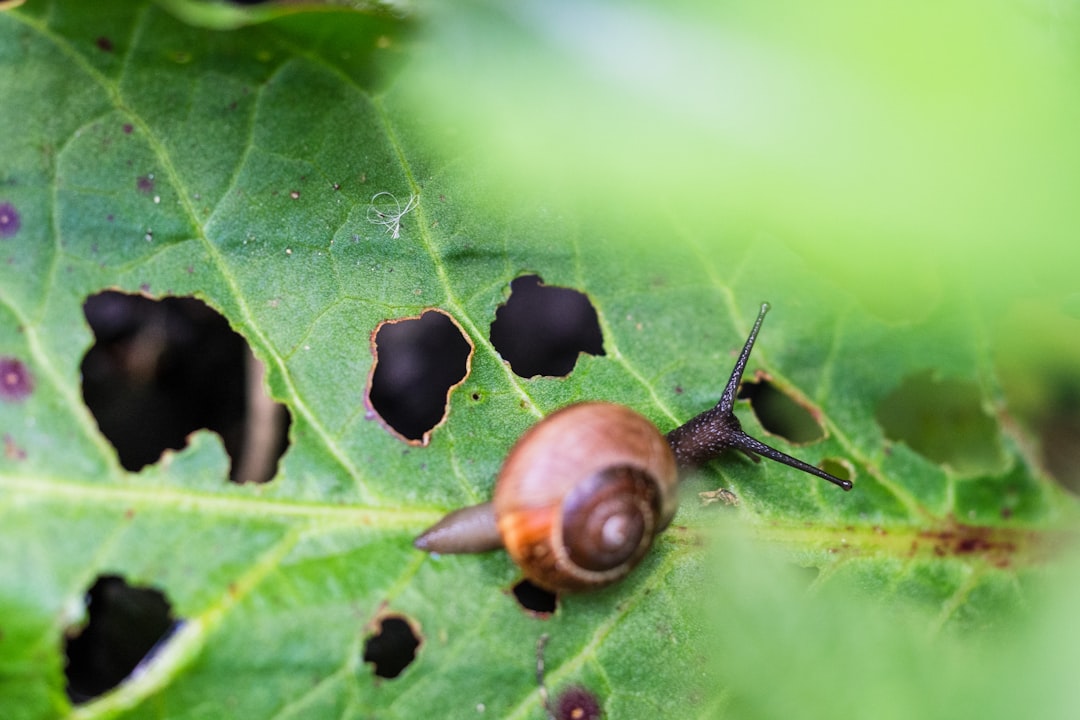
[666,302,852,490]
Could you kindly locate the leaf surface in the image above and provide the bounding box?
[0,2,1075,719]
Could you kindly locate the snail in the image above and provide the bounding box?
[414,303,852,592]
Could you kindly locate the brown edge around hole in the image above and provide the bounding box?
[490,272,606,379]
[363,610,424,680]
[365,308,475,447]
[746,369,829,446]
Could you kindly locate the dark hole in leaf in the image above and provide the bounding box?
[555,685,604,720]
[876,370,1004,476]
[489,275,604,378]
[64,575,179,704]
[1037,371,1080,493]
[512,579,557,616]
[362,615,421,679]
[81,291,291,483]
[738,378,824,444]
[367,309,473,444]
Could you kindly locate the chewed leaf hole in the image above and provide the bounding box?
[1035,370,1080,492]
[64,575,179,704]
[511,579,557,617]
[367,309,473,445]
[490,274,604,378]
[738,377,824,444]
[820,457,854,484]
[362,614,421,679]
[81,291,291,483]
[876,370,1005,476]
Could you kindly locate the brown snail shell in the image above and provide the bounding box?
[493,402,678,592]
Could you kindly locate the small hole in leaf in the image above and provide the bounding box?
[81,292,291,483]
[1036,371,1080,493]
[554,686,604,720]
[738,378,824,444]
[820,458,854,483]
[876,370,1004,476]
[512,579,557,617]
[490,275,604,378]
[367,309,473,445]
[64,575,179,704]
[362,615,421,679]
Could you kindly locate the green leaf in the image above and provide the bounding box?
[1,1,1077,719]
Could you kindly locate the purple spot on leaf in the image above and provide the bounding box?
[123,123,133,134]
[0,202,20,238]
[96,36,114,52]
[555,687,602,720]
[0,357,33,402]
[137,176,154,194]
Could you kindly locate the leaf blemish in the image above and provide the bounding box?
[136,175,154,194]
[362,614,422,680]
[916,520,1032,569]
[876,370,1004,476]
[0,201,21,238]
[511,579,557,617]
[537,637,604,719]
[81,291,291,483]
[0,357,32,401]
[3,433,26,460]
[820,458,854,484]
[95,36,113,52]
[367,309,473,446]
[739,374,825,445]
[64,575,178,704]
[489,274,605,378]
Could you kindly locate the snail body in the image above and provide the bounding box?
[415,303,852,593]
